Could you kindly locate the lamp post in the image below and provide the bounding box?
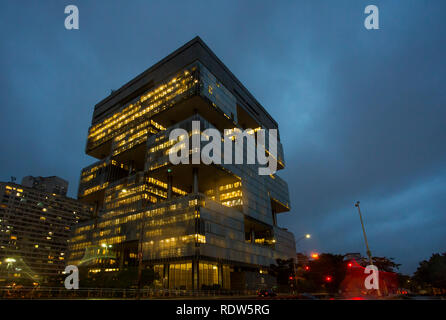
[354,201,373,265]
[295,234,311,266]
[355,201,381,297]
[295,234,311,246]
[294,234,311,293]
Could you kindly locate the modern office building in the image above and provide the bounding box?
[0,181,92,284]
[68,37,296,290]
[22,176,68,196]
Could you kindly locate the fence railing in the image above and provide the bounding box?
[0,287,258,299]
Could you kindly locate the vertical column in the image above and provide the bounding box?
[218,264,223,287]
[164,263,169,289]
[119,244,125,269]
[272,209,277,226]
[250,229,255,244]
[167,172,173,200]
[128,161,134,176]
[214,180,220,202]
[195,260,200,290]
[191,259,195,290]
[193,168,199,194]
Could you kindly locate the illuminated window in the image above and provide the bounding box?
[168,262,192,290]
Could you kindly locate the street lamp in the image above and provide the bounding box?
[355,201,381,297]
[295,234,311,246]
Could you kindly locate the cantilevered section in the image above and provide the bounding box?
[92,37,278,129]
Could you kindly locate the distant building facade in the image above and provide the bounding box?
[21,176,68,196]
[68,37,296,290]
[0,181,92,284]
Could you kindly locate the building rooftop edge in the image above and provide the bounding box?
[93,36,278,127]
[0,181,83,203]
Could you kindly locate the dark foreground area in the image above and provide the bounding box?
[1,286,444,301]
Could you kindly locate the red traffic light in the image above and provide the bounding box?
[289,276,293,280]
[304,266,310,271]
[347,263,353,268]
[325,276,332,282]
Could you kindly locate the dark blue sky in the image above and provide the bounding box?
[1,1,445,274]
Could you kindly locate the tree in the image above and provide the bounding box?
[396,273,412,290]
[353,256,400,272]
[413,253,446,290]
[369,256,400,272]
[269,258,295,290]
[303,253,346,293]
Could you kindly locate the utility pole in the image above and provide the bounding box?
[355,201,382,297]
[355,201,373,265]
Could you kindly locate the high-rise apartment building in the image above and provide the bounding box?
[0,181,92,284]
[21,176,69,196]
[68,37,296,290]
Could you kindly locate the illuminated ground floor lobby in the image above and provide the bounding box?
[149,258,275,291]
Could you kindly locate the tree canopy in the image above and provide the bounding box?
[413,253,446,289]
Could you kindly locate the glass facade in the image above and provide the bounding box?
[68,39,296,290]
[169,262,192,290]
[199,262,219,288]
